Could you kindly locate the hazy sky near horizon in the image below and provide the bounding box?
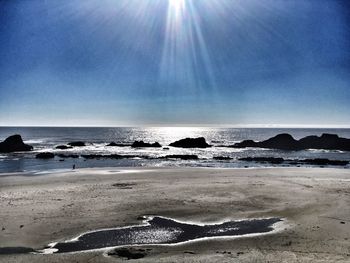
[0,0,349,126]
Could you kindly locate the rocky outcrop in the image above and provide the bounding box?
[36,152,55,159]
[68,141,86,147]
[55,145,73,150]
[106,142,131,147]
[131,141,162,148]
[0,135,33,153]
[169,137,211,148]
[232,133,350,151]
[298,134,350,150]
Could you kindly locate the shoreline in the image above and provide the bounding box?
[1,167,350,262]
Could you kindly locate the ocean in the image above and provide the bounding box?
[0,127,349,173]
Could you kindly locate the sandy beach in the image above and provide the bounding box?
[0,167,349,262]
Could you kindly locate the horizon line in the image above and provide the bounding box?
[1,124,350,129]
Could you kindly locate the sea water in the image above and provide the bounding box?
[0,127,349,173]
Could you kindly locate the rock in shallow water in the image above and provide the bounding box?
[169,137,211,148]
[55,145,73,150]
[131,141,162,148]
[67,141,86,147]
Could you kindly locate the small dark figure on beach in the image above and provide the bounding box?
[73,164,76,170]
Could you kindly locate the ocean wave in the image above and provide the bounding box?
[24,139,46,144]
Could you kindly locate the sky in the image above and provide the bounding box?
[0,0,349,127]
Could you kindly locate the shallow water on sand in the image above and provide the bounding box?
[40,216,282,254]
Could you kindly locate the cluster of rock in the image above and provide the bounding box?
[1,134,349,168]
[106,137,211,148]
[232,133,350,151]
[131,141,162,148]
[35,153,200,160]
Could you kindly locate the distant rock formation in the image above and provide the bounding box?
[36,152,55,159]
[68,141,86,147]
[131,141,162,148]
[55,145,73,150]
[232,133,350,151]
[169,137,211,148]
[0,135,33,153]
[106,142,131,147]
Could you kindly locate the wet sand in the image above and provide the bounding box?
[0,167,350,262]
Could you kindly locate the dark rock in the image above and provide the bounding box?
[239,157,284,164]
[161,155,199,160]
[232,140,257,148]
[55,145,73,150]
[169,137,211,148]
[213,156,233,160]
[57,154,79,159]
[258,134,299,150]
[131,141,162,148]
[106,142,131,147]
[294,158,349,166]
[163,147,170,150]
[36,152,55,159]
[0,135,33,153]
[232,133,350,151]
[67,141,86,147]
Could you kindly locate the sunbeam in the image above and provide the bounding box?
[1,0,349,126]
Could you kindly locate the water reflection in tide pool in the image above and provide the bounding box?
[40,216,282,254]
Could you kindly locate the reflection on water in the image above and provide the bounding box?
[40,216,282,254]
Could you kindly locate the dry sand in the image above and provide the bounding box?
[0,167,349,262]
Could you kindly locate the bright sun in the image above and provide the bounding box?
[168,0,185,16]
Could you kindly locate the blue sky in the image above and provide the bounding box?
[0,0,349,126]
